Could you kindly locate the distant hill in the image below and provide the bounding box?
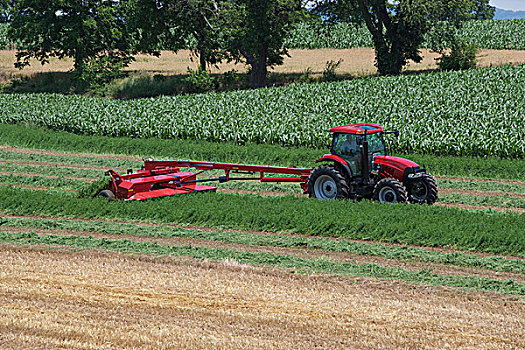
[494,8,525,20]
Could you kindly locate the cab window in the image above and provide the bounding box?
[333,133,360,157]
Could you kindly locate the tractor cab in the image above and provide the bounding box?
[330,123,386,176]
[308,123,438,204]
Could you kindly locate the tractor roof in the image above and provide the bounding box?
[330,123,383,135]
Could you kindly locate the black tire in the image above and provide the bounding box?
[373,178,408,204]
[308,164,349,200]
[408,174,438,205]
[98,189,115,201]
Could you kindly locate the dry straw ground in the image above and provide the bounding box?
[1,48,525,82]
[1,245,524,350]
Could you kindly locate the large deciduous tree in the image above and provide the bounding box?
[127,0,233,71]
[8,0,135,81]
[313,0,479,75]
[227,0,303,88]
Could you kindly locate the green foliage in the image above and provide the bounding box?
[182,67,217,93]
[0,186,524,256]
[227,0,303,88]
[0,0,15,23]
[284,21,373,48]
[173,0,233,71]
[0,173,83,190]
[438,179,525,194]
[1,64,524,158]
[437,40,480,71]
[459,19,525,50]
[471,0,495,20]
[310,0,477,75]
[3,215,524,273]
[0,22,9,48]
[105,74,179,99]
[78,53,130,90]
[8,0,135,85]
[322,59,343,82]
[285,20,525,50]
[440,192,525,209]
[2,231,525,294]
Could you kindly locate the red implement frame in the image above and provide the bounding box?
[106,159,311,201]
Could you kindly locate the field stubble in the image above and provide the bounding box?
[1,246,524,350]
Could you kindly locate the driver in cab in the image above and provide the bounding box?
[341,135,358,156]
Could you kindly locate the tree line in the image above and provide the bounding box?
[1,0,494,88]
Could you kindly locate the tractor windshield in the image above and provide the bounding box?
[368,133,386,155]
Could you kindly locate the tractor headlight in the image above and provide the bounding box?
[407,173,423,179]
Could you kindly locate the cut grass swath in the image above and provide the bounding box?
[2,215,524,274]
[0,186,523,256]
[1,231,523,295]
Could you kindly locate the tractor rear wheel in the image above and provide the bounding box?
[308,165,349,200]
[408,174,438,205]
[373,178,407,204]
[98,189,115,201]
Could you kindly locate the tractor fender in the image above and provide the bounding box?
[315,154,353,180]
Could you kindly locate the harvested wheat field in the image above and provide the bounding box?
[1,48,525,81]
[1,245,524,350]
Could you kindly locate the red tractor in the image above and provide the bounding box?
[308,123,438,204]
[102,123,437,204]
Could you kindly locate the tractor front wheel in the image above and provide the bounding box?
[308,165,349,200]
[373,178,407,204]
[408,174,438,205]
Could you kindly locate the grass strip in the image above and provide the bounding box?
[3,215,524,274]
[0,174,86,190]
[1,231,523,295]
[440,193,525,209]
[0,186,523,256]
[438,179,525,195]
[0,162,104,179]
[2,123,525,181]
[0,149,142,169]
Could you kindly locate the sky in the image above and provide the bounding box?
[490,0,525,11]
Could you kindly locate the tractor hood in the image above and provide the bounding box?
[374,156,419,169]
[374,156,422,182]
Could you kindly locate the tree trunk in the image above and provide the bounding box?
[249,45,267,88]
[73,50,86,77]
[199,47,207,71]
[375,43,404,76]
